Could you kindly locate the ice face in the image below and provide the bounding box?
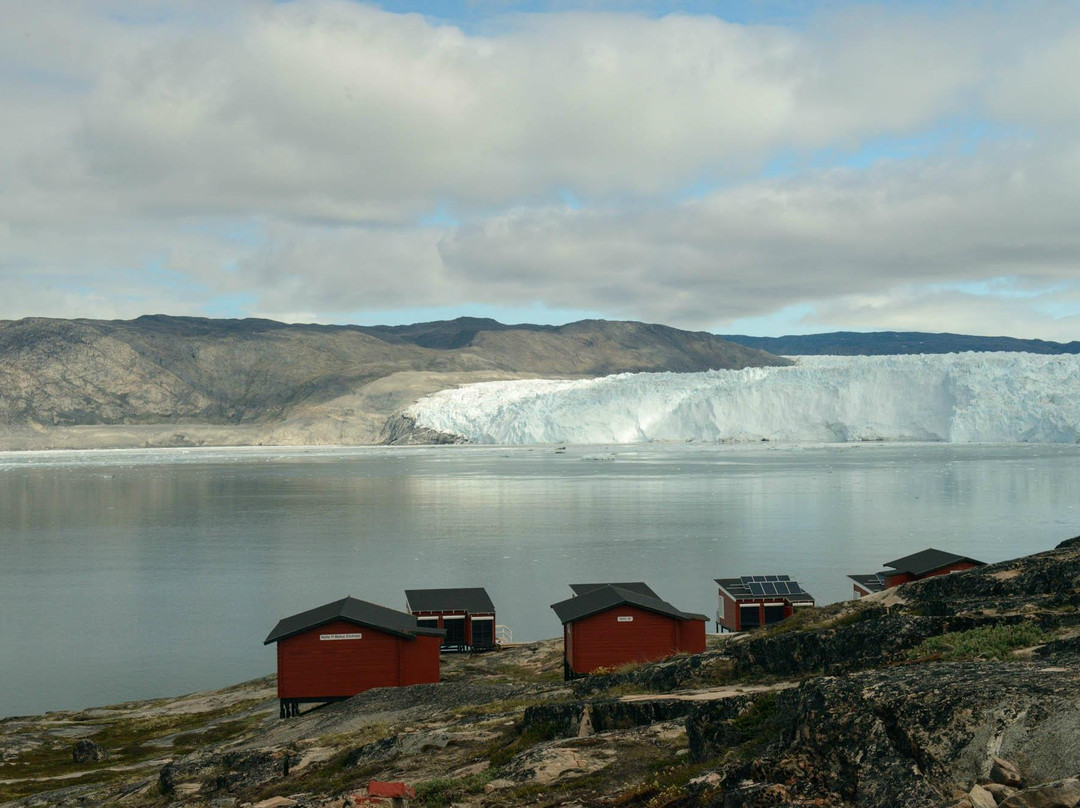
[405,353,1080,445]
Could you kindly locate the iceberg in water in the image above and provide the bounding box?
[405,353,1080,444]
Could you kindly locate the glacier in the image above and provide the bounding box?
[405,353,1080,445]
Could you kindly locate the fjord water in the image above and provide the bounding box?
[2,443,1079,717]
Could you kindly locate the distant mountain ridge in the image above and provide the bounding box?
[719,331,1080,356]
[0,315,786,449]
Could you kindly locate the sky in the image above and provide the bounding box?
[2,0,1079,339]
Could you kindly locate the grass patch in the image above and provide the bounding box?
[908,623,1046,661]
[449,696,547,719]
[253,724,395,800]
[487,722,562,767]
[611,758,717,806]
[0,763,133,803]
[1,699,271,803]
[584,682,654,699]
[462,662,564,684]
[173,715,264,749]
[727,691,784,757]
[413,770,497,807]
[756,607,826,637]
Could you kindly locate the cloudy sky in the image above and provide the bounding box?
[2,0,1079,338]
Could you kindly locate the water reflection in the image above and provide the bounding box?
[1,443,1078,716]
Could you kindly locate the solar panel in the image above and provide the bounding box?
[748,582,764,596]
[763,582,778,595]
[777,575,791,581]
[764,575,779,581]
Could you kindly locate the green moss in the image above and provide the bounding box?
[449,696,547,719]
[487,721,561,767]
[466,662,563,684]
[253,725,394,800]
[0,765,132,803]
[731,692,779,733]
[0,699,270,803]
[413,770,497,807]
[908,623,1046,661]
[610,759,718,806]
[173,715,264,749]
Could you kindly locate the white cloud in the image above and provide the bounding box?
[1,1,1080,337]
[4,1,1036,221]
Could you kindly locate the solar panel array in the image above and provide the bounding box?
[740,576,807,597]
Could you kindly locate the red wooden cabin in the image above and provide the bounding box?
[714,575,815,632]
[264,596,445,718]
[404,588,497,652]
[848,548,985,598]
[550,583,706,679]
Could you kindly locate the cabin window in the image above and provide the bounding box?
[739,604,761,629]
[442,615,466,648]
[471,617,494,648]
[763,604,786,625]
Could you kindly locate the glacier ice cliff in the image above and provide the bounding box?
[405,353,1080,444]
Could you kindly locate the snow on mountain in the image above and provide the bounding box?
[406,353,1080,444]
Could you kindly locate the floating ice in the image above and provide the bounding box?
[406,353,1080,444]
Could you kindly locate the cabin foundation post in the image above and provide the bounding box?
[279,699,301,719]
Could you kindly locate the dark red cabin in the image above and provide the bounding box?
[550,583,706,679]
[264,596,445,718]
[848,548,985,598]
[404,587,497,652]
[714,575,815,632]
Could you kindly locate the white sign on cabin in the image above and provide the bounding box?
[617,616,634,622]
[320,633,363,640]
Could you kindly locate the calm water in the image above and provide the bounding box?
[2,442,1079,717]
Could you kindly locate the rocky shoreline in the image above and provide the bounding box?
[3,538,1079,808]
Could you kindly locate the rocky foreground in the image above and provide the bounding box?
[4,537,1080,808]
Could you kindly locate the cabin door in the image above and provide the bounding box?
[442,616,466,649]
[417,617,439,632]
[739,604,761,630]
[763,604,786,625]
[471,617,494,649]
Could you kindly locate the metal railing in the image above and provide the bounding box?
[495,624,513,645]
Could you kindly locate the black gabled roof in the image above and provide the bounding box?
[264,596,445,645]
[883,548,984,577]
[848,573,886,593]
[569,582,659,599]
[714,575,815,604]
[404,587,495,614]
[551,584,706,625]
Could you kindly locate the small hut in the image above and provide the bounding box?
[551,583,706,679]
[264,596,444,718]
[713,575,815,632]
[848,548,985,598]
[404,588,497,651]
